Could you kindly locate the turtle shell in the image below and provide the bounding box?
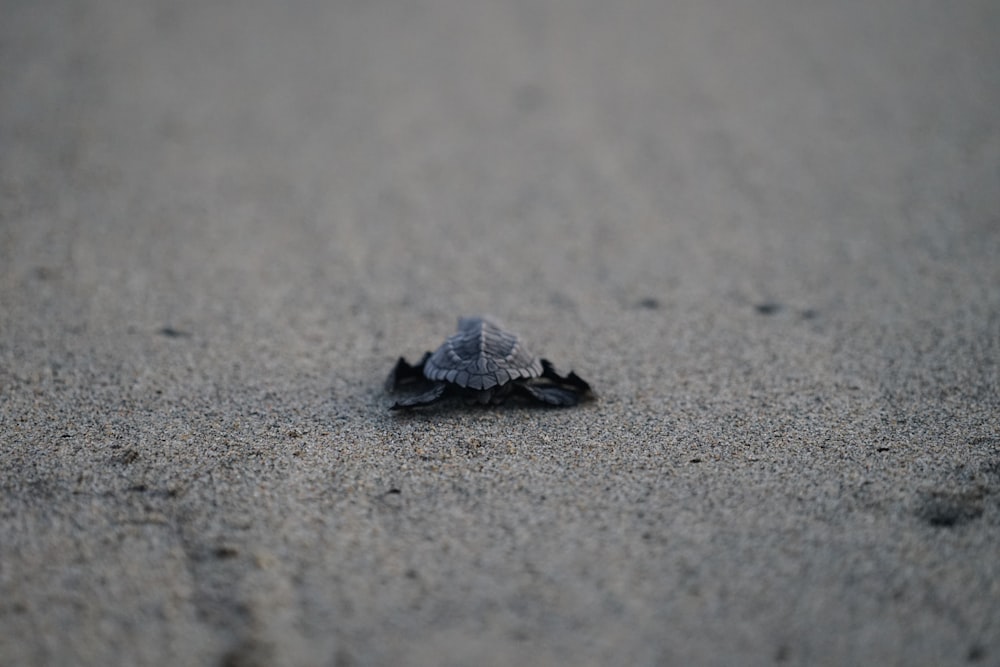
[423,316,543,390]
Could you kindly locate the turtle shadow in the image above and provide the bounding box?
[384,389,598,416]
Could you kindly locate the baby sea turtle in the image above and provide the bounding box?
[386,316,593,409]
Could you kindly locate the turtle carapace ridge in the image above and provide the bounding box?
[423,317,543,390]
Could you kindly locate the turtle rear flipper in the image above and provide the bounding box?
[385,352,432,392]
[390,382,447,409]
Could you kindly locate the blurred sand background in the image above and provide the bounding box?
[2,1,998,665]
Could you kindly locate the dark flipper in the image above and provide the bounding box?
[385,352,432,392]
[390,382,448,410]
[540,359,593,395]
[520,382,584,406]
[520,359,594,406]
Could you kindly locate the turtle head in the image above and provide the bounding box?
[457,315,503,331]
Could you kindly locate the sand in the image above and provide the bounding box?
[2,1,998,665]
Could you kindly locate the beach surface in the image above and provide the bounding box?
[2,1,998,665]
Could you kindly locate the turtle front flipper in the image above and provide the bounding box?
[385,351,432,392]
[519,382,583,406]
[539,359,593,396]
[390,382,448,409]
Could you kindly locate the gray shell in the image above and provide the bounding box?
[423,316,543,390]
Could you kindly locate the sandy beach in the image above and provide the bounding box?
[2,1,998,665]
